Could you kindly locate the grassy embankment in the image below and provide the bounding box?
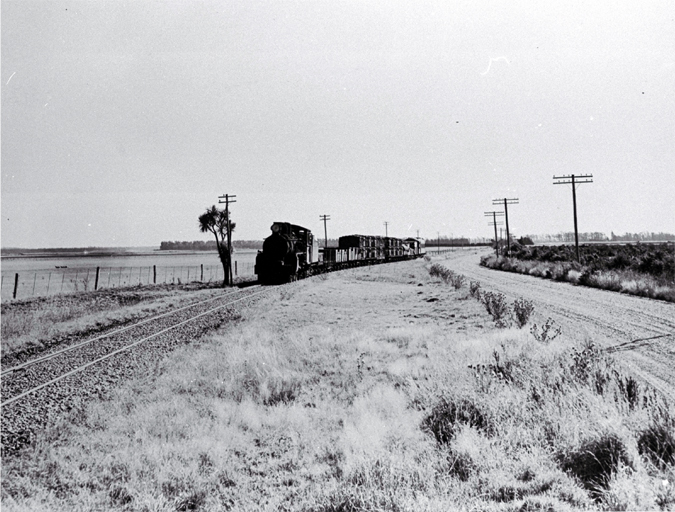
[480,244,675,302]
[2,257,674,511]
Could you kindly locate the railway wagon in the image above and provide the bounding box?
[385,237,405,259]
[339,234,386,261]
[404,237,425,257]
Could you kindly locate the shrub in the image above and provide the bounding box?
[614,374,640,410]
[108,485,133,506]
[428,263,450,282]
[512,297,535,328]
[565,341,617,396]
[446,450,474,481]
[263,377,301,406]
[428,264,442,277]
[469,281,481,300]
[550,263,570,281]
[175,489,207,512]
[638,412,675,469]
[592,272,623,292]
[559,433,632,497]
[481,291,510,327]
[567,269,581,284]
[480,254,496,267]
[530,318,561,344]
[422,397,490,445]
[428,264,465,289]
[450,273,465,290]
[490,346,517,383]
[578,269,595,287]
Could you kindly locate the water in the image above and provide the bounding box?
[1,249,259,301]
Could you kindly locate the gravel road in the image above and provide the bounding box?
[445,250,675,401]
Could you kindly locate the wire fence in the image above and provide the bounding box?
[1,261,255,301]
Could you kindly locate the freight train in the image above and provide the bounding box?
[254,221,425,284]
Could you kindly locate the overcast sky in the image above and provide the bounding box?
[2,0,674,248]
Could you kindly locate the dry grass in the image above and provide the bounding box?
[3,274,675,511]
[1,285,224,364]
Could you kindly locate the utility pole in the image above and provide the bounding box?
[485,211,504,256]
[437,231,440,254]
[383,221,389,238]
[492,198,519,256]
[553,174,593,261]
[218,193,236,285]
[319,214,331,248]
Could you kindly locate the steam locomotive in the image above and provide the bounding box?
[254,221,424,284]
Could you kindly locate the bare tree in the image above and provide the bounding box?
[198,205,236,285]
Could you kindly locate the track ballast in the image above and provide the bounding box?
[1,286,267,455]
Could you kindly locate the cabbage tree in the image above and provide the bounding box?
[198,205,236,285]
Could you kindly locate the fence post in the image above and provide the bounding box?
[32,273,37,296]
[153,265,157,284]
[95,267,100,290]
[47,272,52,295]
[235,261,238,276]
[13,273,19,299]
[201,264,204,282]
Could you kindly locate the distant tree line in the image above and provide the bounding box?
[159,240,263,251]
[428,236,490,247]
[523,232,675,243]
[609,232,675,242]
[324,236,492,247]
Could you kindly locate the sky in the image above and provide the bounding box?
[2,0,674,248]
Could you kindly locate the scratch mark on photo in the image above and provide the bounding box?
[481,57,510,76]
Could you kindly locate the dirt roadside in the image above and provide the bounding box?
[273,254,489,339]
[444,248,675,401]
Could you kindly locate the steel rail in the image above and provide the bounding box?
[1,288,268,408]
[1,287,258,377]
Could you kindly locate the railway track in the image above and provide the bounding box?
[1,285,269,453]
[2,288,248,381]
